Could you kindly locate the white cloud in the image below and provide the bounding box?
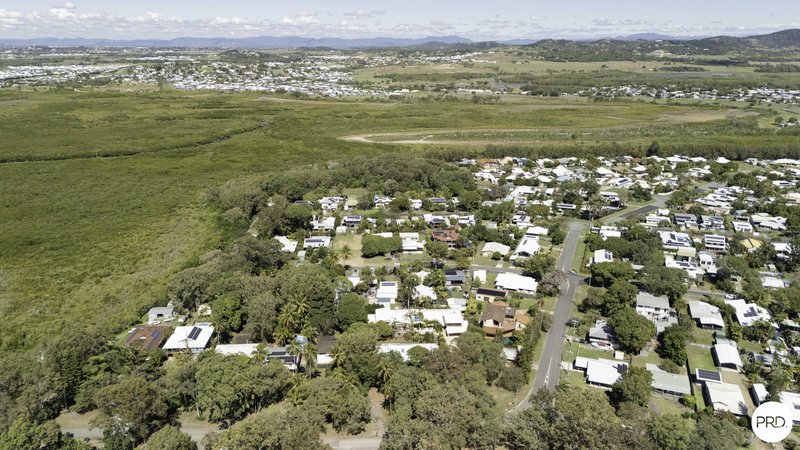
[281,12,319,26]
[344,10,385,20]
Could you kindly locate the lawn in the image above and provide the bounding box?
[686,345,717,371]
[333,234,364,267]
[561,341,615,364]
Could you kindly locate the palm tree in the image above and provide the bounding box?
[291,297,309,322]
[301,342,317,378]
[274,326,293,346]
[377,360,394,386]
[340,244,352,266]
[251,343,267,365]
[330,346,345,370]
[278,305,299,331]
[288,337,302,370]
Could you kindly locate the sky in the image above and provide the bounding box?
[0,1,798,40]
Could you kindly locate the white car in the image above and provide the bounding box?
[725,294,737,299]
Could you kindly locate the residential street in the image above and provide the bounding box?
[517,221,587,410]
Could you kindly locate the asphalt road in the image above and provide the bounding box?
[516,221,587,410]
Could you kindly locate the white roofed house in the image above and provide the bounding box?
[162,324,214,354]
[732,221,754,233]
[591,249,613,266]
[713,341,743,371]
[274,236,298,253]
[375,281,399,305]
[369,307,468,337]
[762,276,787,289]
[646,364,691,397]
[481,242,510,257]
[703,382,748,416]
[779,392,800,425]
[725,299,772,327]
[495,273,538,295]
[573,357,628,388]
[312,216,336,232]
[510,236,540,262]
[303,236,332,249]
[588,320,616,348]
[688,301,725,329]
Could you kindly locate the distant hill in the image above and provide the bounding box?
[0,29,797,51]
[0,35,473,49]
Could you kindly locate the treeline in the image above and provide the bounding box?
[755,63,800,73]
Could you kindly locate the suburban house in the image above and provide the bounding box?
[732,221,754,233]
[751,383,769,406]
[430,229,459,248]
[445,269,466,285]
[482,242,510,257]
[725,299,772,326]
[591,249,613,265]
[646,364,691,397]
[303,236,332,249]
[124,326,171,351]
[674,213,698,228]
[713,341,744,371]
[312,216,336,232]
[635,292,676,333]
[688,301,725,329]
[510,237,541,262]
[414,284,437,301]
[495,273,538,295]
[275,236,298,253]
[476,288,508,303]
[780,392,800,425]
[574,356,628,388]
[480,301,530,337]
[147,306,175,325]
[700,215,726,230]
[314,336,337,368]
[343,215,362,227]
[703,234,727,252]
[378,343,438,362]
[215,343,259,357]
[703,382,748,416]
[266,346,298,371]
[588,320,616,348]
[660,231,693,249]
[400,232,424,253]
[162,324,214,354]
[369,307,468,337]
[375,281,399,304]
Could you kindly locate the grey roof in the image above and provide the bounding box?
[646,364,691,396]
[636,292,670,310]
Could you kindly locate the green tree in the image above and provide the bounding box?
[647,414,693,450]
[590,261,635,287]
[212,293,244,340]
[502,406,547,450]
[335,293,368,331]
[425,241,449,264]
[609,307,656,354]
[692,413,746,450]
[641,266,687,303]
[601,280,638,315]
[93,376,171,445]
[0,416,89,450]
[143,425,196,450]
[210,405,327,450]
[520,253,555,279]
[609,366,652,407]
[196,354,291,426]
[659,324,688,365]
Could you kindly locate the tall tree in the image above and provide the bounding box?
[609,366,653,407]
[609,307,656,354]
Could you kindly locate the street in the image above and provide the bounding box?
[516,221,587,410]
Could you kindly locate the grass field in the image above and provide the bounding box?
[0,87,794,352]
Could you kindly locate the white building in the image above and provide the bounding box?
[725,299,772,327]
[163,324,214,353]
[482,242,511,256]
[703,234,727,252]
[703,382,748,416]
[635,292,676,333]
[592,249,613,265]
[368,307,468,336]
[713,342,743,371]
[375,281,399,304]
[274,236,298,253]
[495,273,538,294]
[215,343,259,357]
[378,343,438,361]
[688,301,725,329]
[303,236,332,249]
[510,237,540,261]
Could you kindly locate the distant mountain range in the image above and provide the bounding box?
[0,29,798,50]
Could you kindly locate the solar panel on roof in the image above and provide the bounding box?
[188,327,202,340]
[696,368,722,382]
[744,308,758,318]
